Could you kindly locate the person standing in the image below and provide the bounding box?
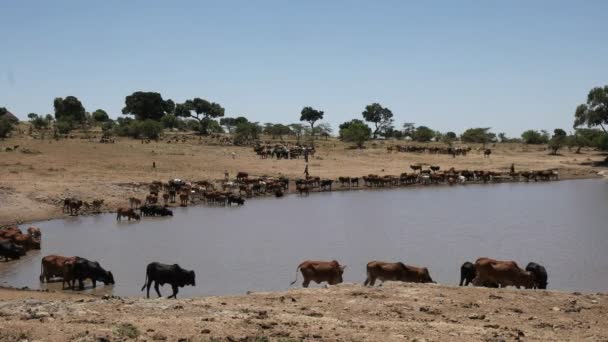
[304,164,309,179]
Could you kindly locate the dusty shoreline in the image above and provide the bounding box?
[0,283,606,341]
[1,134,606,226]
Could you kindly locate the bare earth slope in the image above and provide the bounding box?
[0,283,606,342]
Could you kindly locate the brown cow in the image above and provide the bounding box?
[290,260,346,288]
[472,257,534,289]
[116,208,141,221]
[146,194,158,205]
[40,255,77,286]
[364,261,434,286]
[27,226,42,239]
[129,197,142,209]
[1,227,40,250]
[179,193,189,207]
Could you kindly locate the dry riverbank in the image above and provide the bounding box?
[0,283,606,341]
[1,132,606,226]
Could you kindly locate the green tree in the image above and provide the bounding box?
[160,114,180,129]
[361,103,394,139]
[92,109,110,123]
[122,91,173,121]
[460,127,496,146]
[412,126,435,142]
[234,121,262,144]
[178,98,225,135]
[402,123,416,138]
[54,96,86,123]
[0,117,14,139]
[55,119,74,134]
[300,106,324,140]
[139,119,164,139]
[521,130,549,144]
[29,113,50,130]
[574,85,608,134]
[339,120,371,148]
[548,128,567,155]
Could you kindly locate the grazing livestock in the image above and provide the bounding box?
[162,193,170,206]
[472,258,534,289]
[0,240,25,261]
[459,261,476,286]
[227,194,245,206]
[525,262,548,289]
[140,205,173,217]
[290,260,346,288]
[39,255,77,285]
[116,208,141,221]
[236,172,249,181]
[320,179,333,191]
[27,226,42,239]
[296,184,310,196]
[364,261,434,286]
[129,197,142,209]
[70,257,115,290]
[484,149,492,158]
[179,193,189,207]
[63,198,83,215]
[410,165,422,173]
[141,262,196,298]
[1,227,41,251]
[146,194,158,205]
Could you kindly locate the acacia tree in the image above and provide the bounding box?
[574,85,608,133]
[362,103,394,139]
[122,92,173,121]
[300,106,324,140]
[289,123,306,144]
[548,128,567,155]
[178,97,225,135]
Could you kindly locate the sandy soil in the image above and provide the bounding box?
[1,131,605,226]
[0,283,606,342]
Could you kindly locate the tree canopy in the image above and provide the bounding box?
[361,103,394,139]
[574,85,608,134]
[521,130,550,144]
[0,117,14,139]
[177,97,225,135]
[54,96,86,123]
[122,92,173,121]
[460,127,496,145]
[412,126,435,142]
[92,109,110,122]
[339,119,371,148]
[300,106,324,137]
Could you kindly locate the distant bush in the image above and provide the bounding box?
[521,130,550,144]
[55,119,75,134]
[114,119,163,139]
[0,117,14,139]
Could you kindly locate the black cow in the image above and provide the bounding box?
[459,261,475,286]
[227,195,245,206]
[141,262,195,299]
[140,205,173,217]
[0,241,25,261]
[71,257,115,290]
[525,262,548,289]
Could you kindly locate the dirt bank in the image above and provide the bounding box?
[0,283,606,341]
[1,133,606,226]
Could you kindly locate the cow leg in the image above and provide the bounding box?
[145,280,153,298]
[170,285,179,299]
[92,279,96,288]
[302,279,310,288]
[154,282,162,298]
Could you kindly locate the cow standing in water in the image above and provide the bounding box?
[290,260,346,288]
[141,262,196,298]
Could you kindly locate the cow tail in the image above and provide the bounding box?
[290,264,302,286]
[140,271,148,292]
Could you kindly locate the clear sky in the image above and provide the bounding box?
[1,1,607,136]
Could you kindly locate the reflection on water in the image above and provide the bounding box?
[1,179,607,297]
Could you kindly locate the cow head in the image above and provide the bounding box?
[103,271,115,285]
[329,265,346,285]
[422,268,435,283]
[188,270,196,286]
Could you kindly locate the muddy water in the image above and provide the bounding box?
[2,179,607,297]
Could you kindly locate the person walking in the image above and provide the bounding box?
[304,164,309,179]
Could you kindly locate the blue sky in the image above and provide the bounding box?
[1,1,606,136]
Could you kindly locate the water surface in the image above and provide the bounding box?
[2,179,607,297]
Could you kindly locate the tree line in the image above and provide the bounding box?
[1,85,607,152]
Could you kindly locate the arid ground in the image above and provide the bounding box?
[1,283,606,341]
[0,129,606,226]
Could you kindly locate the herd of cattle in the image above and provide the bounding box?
[254,144,316,159]
[387,145,474,157]
[0,226,41,261]
[20,246,549,299]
